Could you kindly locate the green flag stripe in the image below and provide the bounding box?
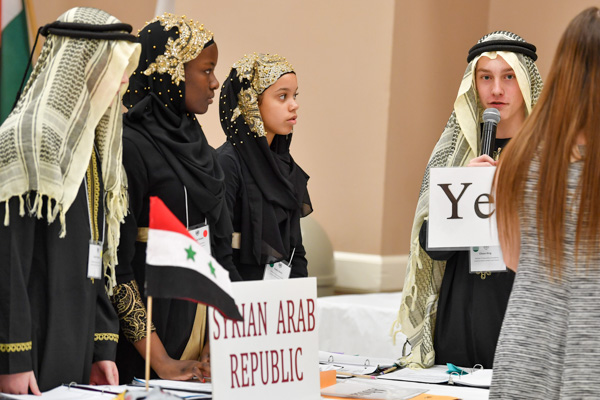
[1,7,30,123]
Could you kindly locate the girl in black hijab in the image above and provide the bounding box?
[217,53,312,281]
[112,13,241,384]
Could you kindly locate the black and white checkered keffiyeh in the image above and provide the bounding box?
[0,7,140,293]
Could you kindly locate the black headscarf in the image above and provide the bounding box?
[219,54,312,265]
[122,14,230,241]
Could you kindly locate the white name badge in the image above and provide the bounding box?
[264,261,292,280]
[469,245,507,273]
[87,241,103,279]
[189,223,211,256]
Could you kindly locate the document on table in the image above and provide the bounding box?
[319,351,396,375]
[0,381,212,400]
[450,368,493,388]
[321,380,425,400]
[379,365,450,384]
[379,365,493,388]
[0,385,126,399]
[132,377,212,395]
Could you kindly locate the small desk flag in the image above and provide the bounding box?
[146,196,243,321]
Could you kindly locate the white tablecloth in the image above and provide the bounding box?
[317,292,407,359]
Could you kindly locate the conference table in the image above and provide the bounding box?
[1,291,490,399]
[316,292,490,399]
[316,291,407,359]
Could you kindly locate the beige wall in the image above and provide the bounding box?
[31,0,153,33]
[382,0,489,255]
[182,0,397,255]
[30,0,598,261]
[487,0,600,78]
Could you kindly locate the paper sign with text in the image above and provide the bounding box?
[209,277,320,400]
[428,166,499,248]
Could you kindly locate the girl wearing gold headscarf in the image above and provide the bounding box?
[217,54,312,281]
[112,14,240,383]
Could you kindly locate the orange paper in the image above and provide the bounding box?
[320,370,337,388]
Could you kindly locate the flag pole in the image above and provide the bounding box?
[145,295,153,391]
[23,0,41,62]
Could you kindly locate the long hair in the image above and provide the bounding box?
[495,7,600,274]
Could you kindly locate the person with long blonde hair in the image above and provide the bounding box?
[491,7,600,397]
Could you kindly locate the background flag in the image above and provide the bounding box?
[154,0,175,16]
[0,0,33,123]
[146,196,243,321]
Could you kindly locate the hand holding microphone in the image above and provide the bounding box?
[468,108,501,167]
[481,108,501,157]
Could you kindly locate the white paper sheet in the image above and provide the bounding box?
[131,378,212,395]
[321,380,424,399]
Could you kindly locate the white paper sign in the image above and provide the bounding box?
[428,166,499,248]
[209,278,320,400]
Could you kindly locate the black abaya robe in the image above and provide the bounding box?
[114,126,241,384]
[0,161,118,391]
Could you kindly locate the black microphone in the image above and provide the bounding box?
[481,108,501,157]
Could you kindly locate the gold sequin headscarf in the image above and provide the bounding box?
[123,13,213,111]
[228,53,294,138]
[0,7,140,293]
[392,31,543,368]
[143,14,212,85]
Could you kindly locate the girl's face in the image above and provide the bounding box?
[258,73,299,142]
[184,43,219,115]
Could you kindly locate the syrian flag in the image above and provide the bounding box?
[146,196,243,321]
[1,0,33,123]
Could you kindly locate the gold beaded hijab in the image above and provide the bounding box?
[218,53,312,266]
[229,53,294,137]
[0,7,140,291]
[123,13,214,111]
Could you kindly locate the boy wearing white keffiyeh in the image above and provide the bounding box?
[392,31,543,369]
[0,7,139,394]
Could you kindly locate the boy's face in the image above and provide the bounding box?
[475,55,526,127]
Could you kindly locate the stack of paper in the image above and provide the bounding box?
[319,351,396,375]
[379,365,493,388]
[321,379,425,400]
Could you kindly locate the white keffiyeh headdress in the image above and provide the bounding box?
[392,31,543,368]
[0,7,140,293]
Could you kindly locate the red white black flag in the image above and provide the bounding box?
[146,196,243,321]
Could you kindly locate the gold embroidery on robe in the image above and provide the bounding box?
[0,341,32,352]
[111,280,156,342]
[94,333,119,342]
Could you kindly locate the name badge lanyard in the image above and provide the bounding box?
[84,149,105,281]
[264,247,296,280]
[184,186,208,229]
[184,186,211,255]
